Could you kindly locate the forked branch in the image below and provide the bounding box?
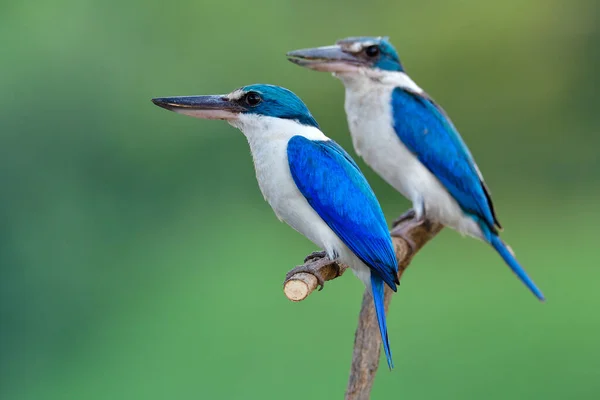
[283,210,443,400]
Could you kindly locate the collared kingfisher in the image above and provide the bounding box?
[287,37,545,301]
[152,84,399,368]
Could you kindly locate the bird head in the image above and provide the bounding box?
[287,36,403,75]
[152,84,319,129]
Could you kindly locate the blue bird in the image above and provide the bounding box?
[152,84,399,368]
[287,37,544,301]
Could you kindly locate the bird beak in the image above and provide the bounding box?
[286,45,363,73]
[151,95,244,120]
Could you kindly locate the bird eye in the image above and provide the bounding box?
[245,92,262,106]
[364,45,380,58]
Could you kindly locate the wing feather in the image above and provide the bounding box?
[287,136,398,289]
[391,88,501,231]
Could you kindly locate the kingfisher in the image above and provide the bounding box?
[287,37,545,301]
[152,84,399,368]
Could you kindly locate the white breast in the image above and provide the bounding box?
[230,115,373,285]
[339,71,482,239]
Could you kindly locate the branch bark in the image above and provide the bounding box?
[283,211,443,400]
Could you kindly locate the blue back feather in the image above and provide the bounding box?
[391,88,544,300]
[287,136,398,290]
[391,88,500,231]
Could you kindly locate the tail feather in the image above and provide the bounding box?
[488,234,545,301]
[371,274,393,369]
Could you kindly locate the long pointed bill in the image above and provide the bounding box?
[286,45,364,73]
[151,95,244,120]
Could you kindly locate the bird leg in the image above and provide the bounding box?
[390,221,421,255]
[390,208,426,255]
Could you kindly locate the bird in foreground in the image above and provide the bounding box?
[152,84,399,368]
[287,37,544,301]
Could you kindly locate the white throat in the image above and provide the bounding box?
[229,114,328,146]
[335,69,423,94]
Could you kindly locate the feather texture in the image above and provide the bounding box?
[371,274,393,369]
[287,136,399,290]
[391,88,501,232]
[481,223,545,301]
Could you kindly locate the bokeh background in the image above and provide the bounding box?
[2,0,599,398]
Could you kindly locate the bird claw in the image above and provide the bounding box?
[392,209,417,228]
[286,252,337,291]
[304,250,327,263]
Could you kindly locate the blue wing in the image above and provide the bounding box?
[391,88,501,231]
[287,136,398,290]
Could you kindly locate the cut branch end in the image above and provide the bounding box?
[282,210,443,400]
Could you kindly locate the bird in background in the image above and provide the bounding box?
[152,84,399,368]
[287,37,545,301]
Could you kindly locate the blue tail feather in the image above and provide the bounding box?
[486,231,545,301]
[371,274,394,369]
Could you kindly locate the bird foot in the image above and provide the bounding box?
[285,254,337,291]
[390,217,425,255]
[304,250,327,263]
[392,209,417,228]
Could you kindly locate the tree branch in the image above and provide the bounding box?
[282,210,443,399]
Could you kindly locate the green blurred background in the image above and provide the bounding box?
[1,0,599,398]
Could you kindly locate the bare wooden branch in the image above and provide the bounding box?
[345,218,442,399]
[282,211,443,399]
[283,254,346,301]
